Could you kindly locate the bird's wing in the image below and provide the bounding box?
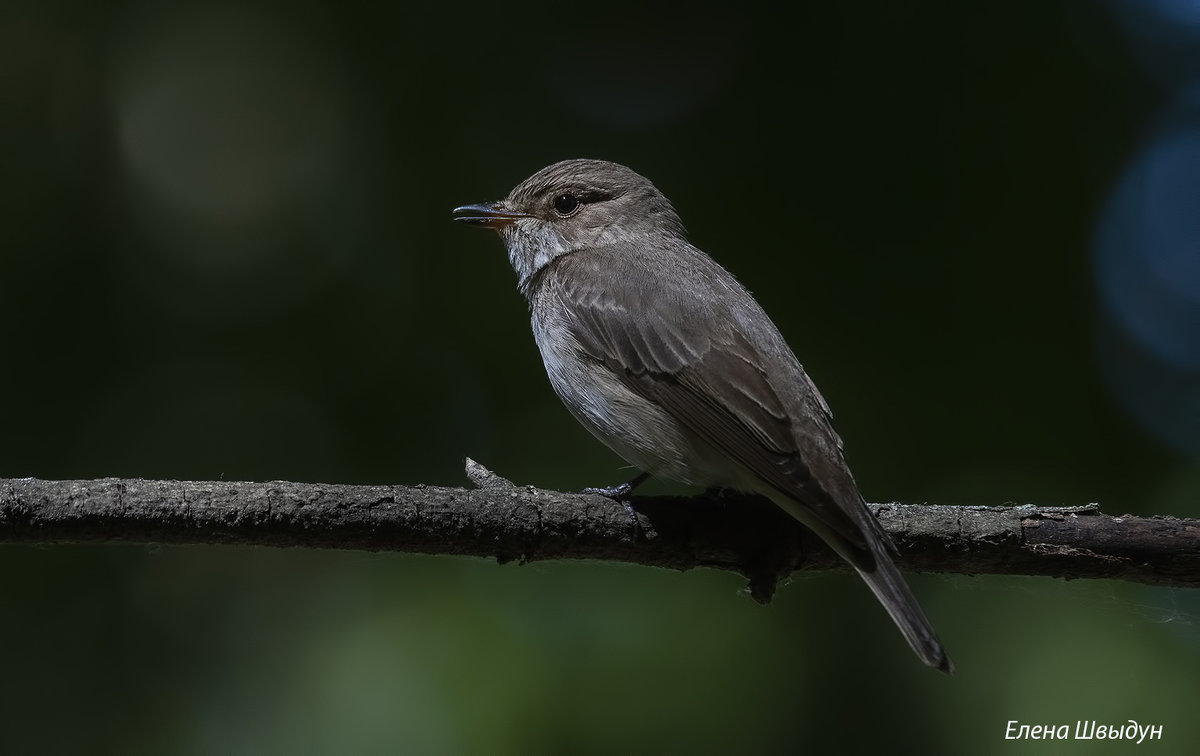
[553,249,872,560]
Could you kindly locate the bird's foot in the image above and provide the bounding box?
[582,472,650,542]
[581,471,650,500]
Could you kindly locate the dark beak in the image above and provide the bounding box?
[452,201,531,229]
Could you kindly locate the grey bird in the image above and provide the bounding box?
[453,159,952,673]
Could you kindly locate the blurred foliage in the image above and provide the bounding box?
[2,0,1199,753]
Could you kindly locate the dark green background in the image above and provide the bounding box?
[3,1,1197,753]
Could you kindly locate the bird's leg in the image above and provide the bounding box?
[583,471,650,542]
[582,471,650,500]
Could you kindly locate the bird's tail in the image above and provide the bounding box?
[770,493,952,673]
[851,545,953,674]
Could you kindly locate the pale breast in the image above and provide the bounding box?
[528,280,752,489]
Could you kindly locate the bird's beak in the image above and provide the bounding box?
[452,201,531,229]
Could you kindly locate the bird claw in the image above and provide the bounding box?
[581,471,649,501]
[581,472,650,542]
[582,482,637,498]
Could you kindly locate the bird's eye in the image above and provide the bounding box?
[553,193,581,216]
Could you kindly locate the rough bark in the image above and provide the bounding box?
[2,460,1197,602]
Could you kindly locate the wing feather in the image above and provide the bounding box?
[552,248,872,558]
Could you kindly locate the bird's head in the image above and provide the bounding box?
[453,159,685,290]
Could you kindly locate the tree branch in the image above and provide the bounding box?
[3,461,1197,601]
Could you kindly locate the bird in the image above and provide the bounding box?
[453,159,952,673]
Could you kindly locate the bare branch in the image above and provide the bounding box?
[3,462,1197,602]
